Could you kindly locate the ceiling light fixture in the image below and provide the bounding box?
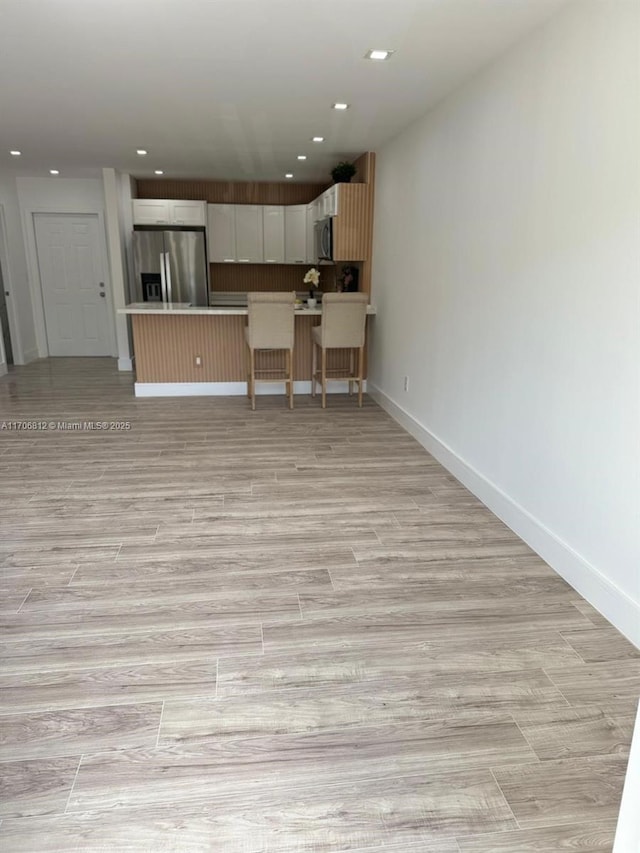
[297,155,307,160]
[136,149,148,156]
[154,170,164,175]
[365,49,394,61]
[9,150,21,156]
[285,173,293,179]
[332,103,349,110]
[311,137,324,143]
[49,170,60,175]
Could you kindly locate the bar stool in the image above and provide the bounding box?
[245,291,295,410]
[311,292,368,408]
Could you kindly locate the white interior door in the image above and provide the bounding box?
[34,213,112,356]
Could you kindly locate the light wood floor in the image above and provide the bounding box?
[0,358,637,852]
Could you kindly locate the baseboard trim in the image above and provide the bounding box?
[20,348,39,365]
[117,357,133,372]
[369,383,640,648]
[134,380,366,398]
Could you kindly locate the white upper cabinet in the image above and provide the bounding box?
[207,204,236,263]
[132,199,171,225]
[234,205,264,263]
[322,185,338,217]
[133,199,206,226]
[306,204,316,264]
[262,206,285,264]
[168,200,206,226]
[284,205,307,264]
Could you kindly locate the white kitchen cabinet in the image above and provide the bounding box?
[311,197,323,223]
[133,199,206,226]
[168,200,206,226]
[284,205,307,265]
[207,204,236,263]
[234,205,264,263]
[322,185,338,217]
[132,199,171,225]
[306,203,316,263]
[262,206,285,264]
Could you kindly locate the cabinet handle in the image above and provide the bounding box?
[238,259,250,263]
[223,259,236,263]
[265,259,276,263]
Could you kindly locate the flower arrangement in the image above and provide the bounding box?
[303,267,320,299]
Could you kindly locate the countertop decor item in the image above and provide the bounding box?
[303,266,320,300]
[330,161,356,183]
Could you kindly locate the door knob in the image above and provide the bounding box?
[99,282,105,288]
[99,292,105,298]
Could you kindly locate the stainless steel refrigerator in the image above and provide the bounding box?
[132,229,209,306]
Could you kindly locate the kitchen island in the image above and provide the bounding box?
[119,302,376,397]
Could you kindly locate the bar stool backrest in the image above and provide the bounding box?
[320,293,368,349]
[247,292,295,350]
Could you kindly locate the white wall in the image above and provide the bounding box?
[102,168,133,370]
[16,177,117,359]
[369,0,640,645]
[0,175,37,362]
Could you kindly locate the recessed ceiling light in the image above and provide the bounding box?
[311,137,324,143]
[49,170,60,175]
[154,170,164,175]
[297,155,307,161]
[136,149,148,156]
[365,49,394,61]
[285,173,293,179]
[9,150,21,156]
[332,103,349,110]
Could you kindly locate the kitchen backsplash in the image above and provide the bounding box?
[210,263,341,293]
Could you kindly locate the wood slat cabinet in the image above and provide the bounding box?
[331,183,373,262]
[308,183,373,261]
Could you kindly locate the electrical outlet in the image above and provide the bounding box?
[403,375,409,392]
[195,356,202,367]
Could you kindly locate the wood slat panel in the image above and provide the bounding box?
[353,151,375,185]
[211,264,331,293]
[131,315,370,383]
[355,151,376,293]
[333,184,373,262]
[135,180,329,205]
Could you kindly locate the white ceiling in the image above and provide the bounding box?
[0,0,570,183]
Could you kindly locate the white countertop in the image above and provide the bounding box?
[119,303,377,316]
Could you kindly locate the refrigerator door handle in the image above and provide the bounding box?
[165,252,173,303]
[160,253,168,302]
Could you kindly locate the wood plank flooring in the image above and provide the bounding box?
[0,357,637,852]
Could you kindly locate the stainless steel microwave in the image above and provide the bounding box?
[314,216,333,261]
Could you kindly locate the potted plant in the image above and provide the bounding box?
[303,267,320,306]
[330,161,356,183]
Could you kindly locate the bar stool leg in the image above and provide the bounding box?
[357,346,364,407]
[249,348,256,411]
[311,341,317,398]
[321,347,327,409]
[349,349,354,396]
[287,349,293,409]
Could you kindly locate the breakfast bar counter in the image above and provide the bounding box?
[119,302,376,397]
